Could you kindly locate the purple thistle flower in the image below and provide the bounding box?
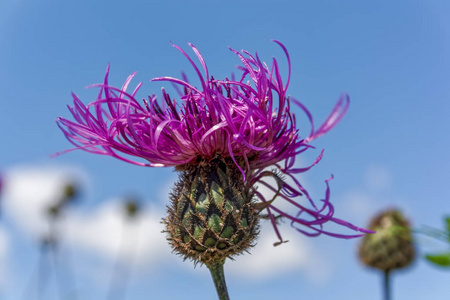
[56,41,372,245]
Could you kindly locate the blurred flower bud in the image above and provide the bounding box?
[124,198,140,219]
[63,183,78,201]
[47,204,61,218]
[46,181,80,220]
[359,209,415,272]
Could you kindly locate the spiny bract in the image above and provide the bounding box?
[165,156,258,264]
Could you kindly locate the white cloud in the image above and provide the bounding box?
[63,201,173,267]
[0,165,171,267]
[227,221,332,284]
[0,226,10,287]
[2,165,87,238]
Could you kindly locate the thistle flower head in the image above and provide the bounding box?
[56,41,372,250]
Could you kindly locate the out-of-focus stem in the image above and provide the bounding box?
[383,270,391,300]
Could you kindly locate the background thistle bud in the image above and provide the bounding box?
[62,183,77,200]
[123,198,141,219]
[46,182,80,219]
[359,209,415,272]
[165,156,259,264]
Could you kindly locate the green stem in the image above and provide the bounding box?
[383,270,391,300]
[206,260,230,300]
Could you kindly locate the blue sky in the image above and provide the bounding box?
[1,0,450,299]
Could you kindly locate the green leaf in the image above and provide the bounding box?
[445,217,450,242]
[425,253,450,267]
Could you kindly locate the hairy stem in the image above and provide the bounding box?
[206,260,230,300]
